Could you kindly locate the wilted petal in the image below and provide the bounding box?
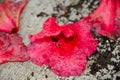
[0,32,29,64]
[84,0,116,37]
[0,0,28,33]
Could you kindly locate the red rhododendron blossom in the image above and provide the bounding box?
[0,32,29,64]
[84,0,119,38]
[0,0,28,33]
[28,17,98,77]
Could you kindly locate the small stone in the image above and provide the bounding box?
[107,65,114,70]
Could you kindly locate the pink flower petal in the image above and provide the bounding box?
[49,52,87,77]
[28,41,55,66]
[43,17,61,36]
[114,0,120,36]
[0,32,29,64]
[74,20,98,56]
[29,18,61,42]
[0,0,28,33]
[61,24,74,38]
[84,0,116,37]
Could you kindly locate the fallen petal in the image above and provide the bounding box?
[0,32,29,64]
[0,0,28,33]
[84,0,116,37]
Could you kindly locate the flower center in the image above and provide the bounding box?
[51,33,76,56]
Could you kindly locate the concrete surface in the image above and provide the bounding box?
[0,0,119,80]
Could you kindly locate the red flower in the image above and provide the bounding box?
[0,0,28,33]
[0,32,29,64]
[84,0,120,38]
[28,17,98,77]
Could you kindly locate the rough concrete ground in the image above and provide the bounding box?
[0,0,120,80]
